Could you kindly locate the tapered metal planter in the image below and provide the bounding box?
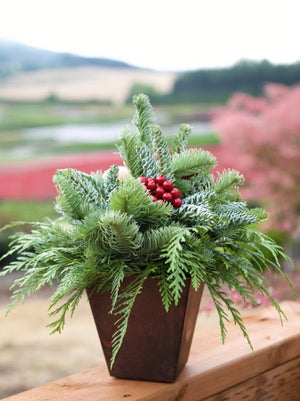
[87,277,204,382]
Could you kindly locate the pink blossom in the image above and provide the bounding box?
[213,83,300,234]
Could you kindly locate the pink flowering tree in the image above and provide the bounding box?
[213,83,300,237]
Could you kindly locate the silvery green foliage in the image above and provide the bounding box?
[0,94,293,368]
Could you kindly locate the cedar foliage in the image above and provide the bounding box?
[0,94,293,368]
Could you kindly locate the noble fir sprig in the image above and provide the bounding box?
[0,93,293,367]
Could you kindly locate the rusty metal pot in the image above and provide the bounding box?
[87,277,204,382]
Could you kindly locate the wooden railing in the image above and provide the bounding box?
[2,301,300,401]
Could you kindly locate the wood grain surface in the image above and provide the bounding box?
[3,301,300,401]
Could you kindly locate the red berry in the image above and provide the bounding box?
[172,198,182,208]
[152,195,159,202]
[162,192,173,202]
[139,176,148,185]
[156,175,166,185]
[147,180,156,190]
[162,180,174,191]
[155,186,165,198]
[170,188,182,198]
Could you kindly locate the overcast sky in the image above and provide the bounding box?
[0,0,299,71]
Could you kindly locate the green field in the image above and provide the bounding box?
[0,100,218,163]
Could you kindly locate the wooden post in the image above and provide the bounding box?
[3,301,300,401]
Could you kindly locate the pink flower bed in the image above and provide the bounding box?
[213,83,300,234]
[0,151,122,200]
[0,147,234,200]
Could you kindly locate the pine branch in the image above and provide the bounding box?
[174,202,215,225]
[118,126,143,177]
[141,225,186,256]
[183,192,215,206]
[103,164,119,196]
[172,124,192,154]
[215,169,244,195]
[151,125,174,180]
[109,177,173,230]
[189,173,215,193]
[54,169,106,220]
[216,201,268,228]
[171,148,216,180]
[133,93,156,148]
[136,143,159,177]
[98,211,142,256]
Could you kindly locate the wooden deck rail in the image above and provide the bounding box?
[3,301,300,401]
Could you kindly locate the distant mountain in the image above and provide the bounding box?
[0,40,137,78]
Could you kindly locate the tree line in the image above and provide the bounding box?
[128,60,300,104]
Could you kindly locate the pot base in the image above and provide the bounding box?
[87,277,204,382]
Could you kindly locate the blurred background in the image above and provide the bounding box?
[1,0,300,397]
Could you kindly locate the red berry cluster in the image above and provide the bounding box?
[139,175,182,208]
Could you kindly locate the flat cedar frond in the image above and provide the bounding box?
[118,126,143,177]
[161,227,192,272]
[161,227,192,304]
[208,283,253,350]
[244,229,294,284]
[48,289,85,334]
[133,93,156,148]
[110,272,150,369]
[109,262,126,312]
[171,148,216,180]
[182,247,212,290]
[157,268,173,312]
[47,258,113,334]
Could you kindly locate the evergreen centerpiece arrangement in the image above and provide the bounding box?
[0,94,292,380]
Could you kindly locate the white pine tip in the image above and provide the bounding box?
[103,166,130,181]
[117,166,130,180]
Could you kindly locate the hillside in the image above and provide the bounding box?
[0,67,176,104]
[0,40,136,77]
[0,41,176,103]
